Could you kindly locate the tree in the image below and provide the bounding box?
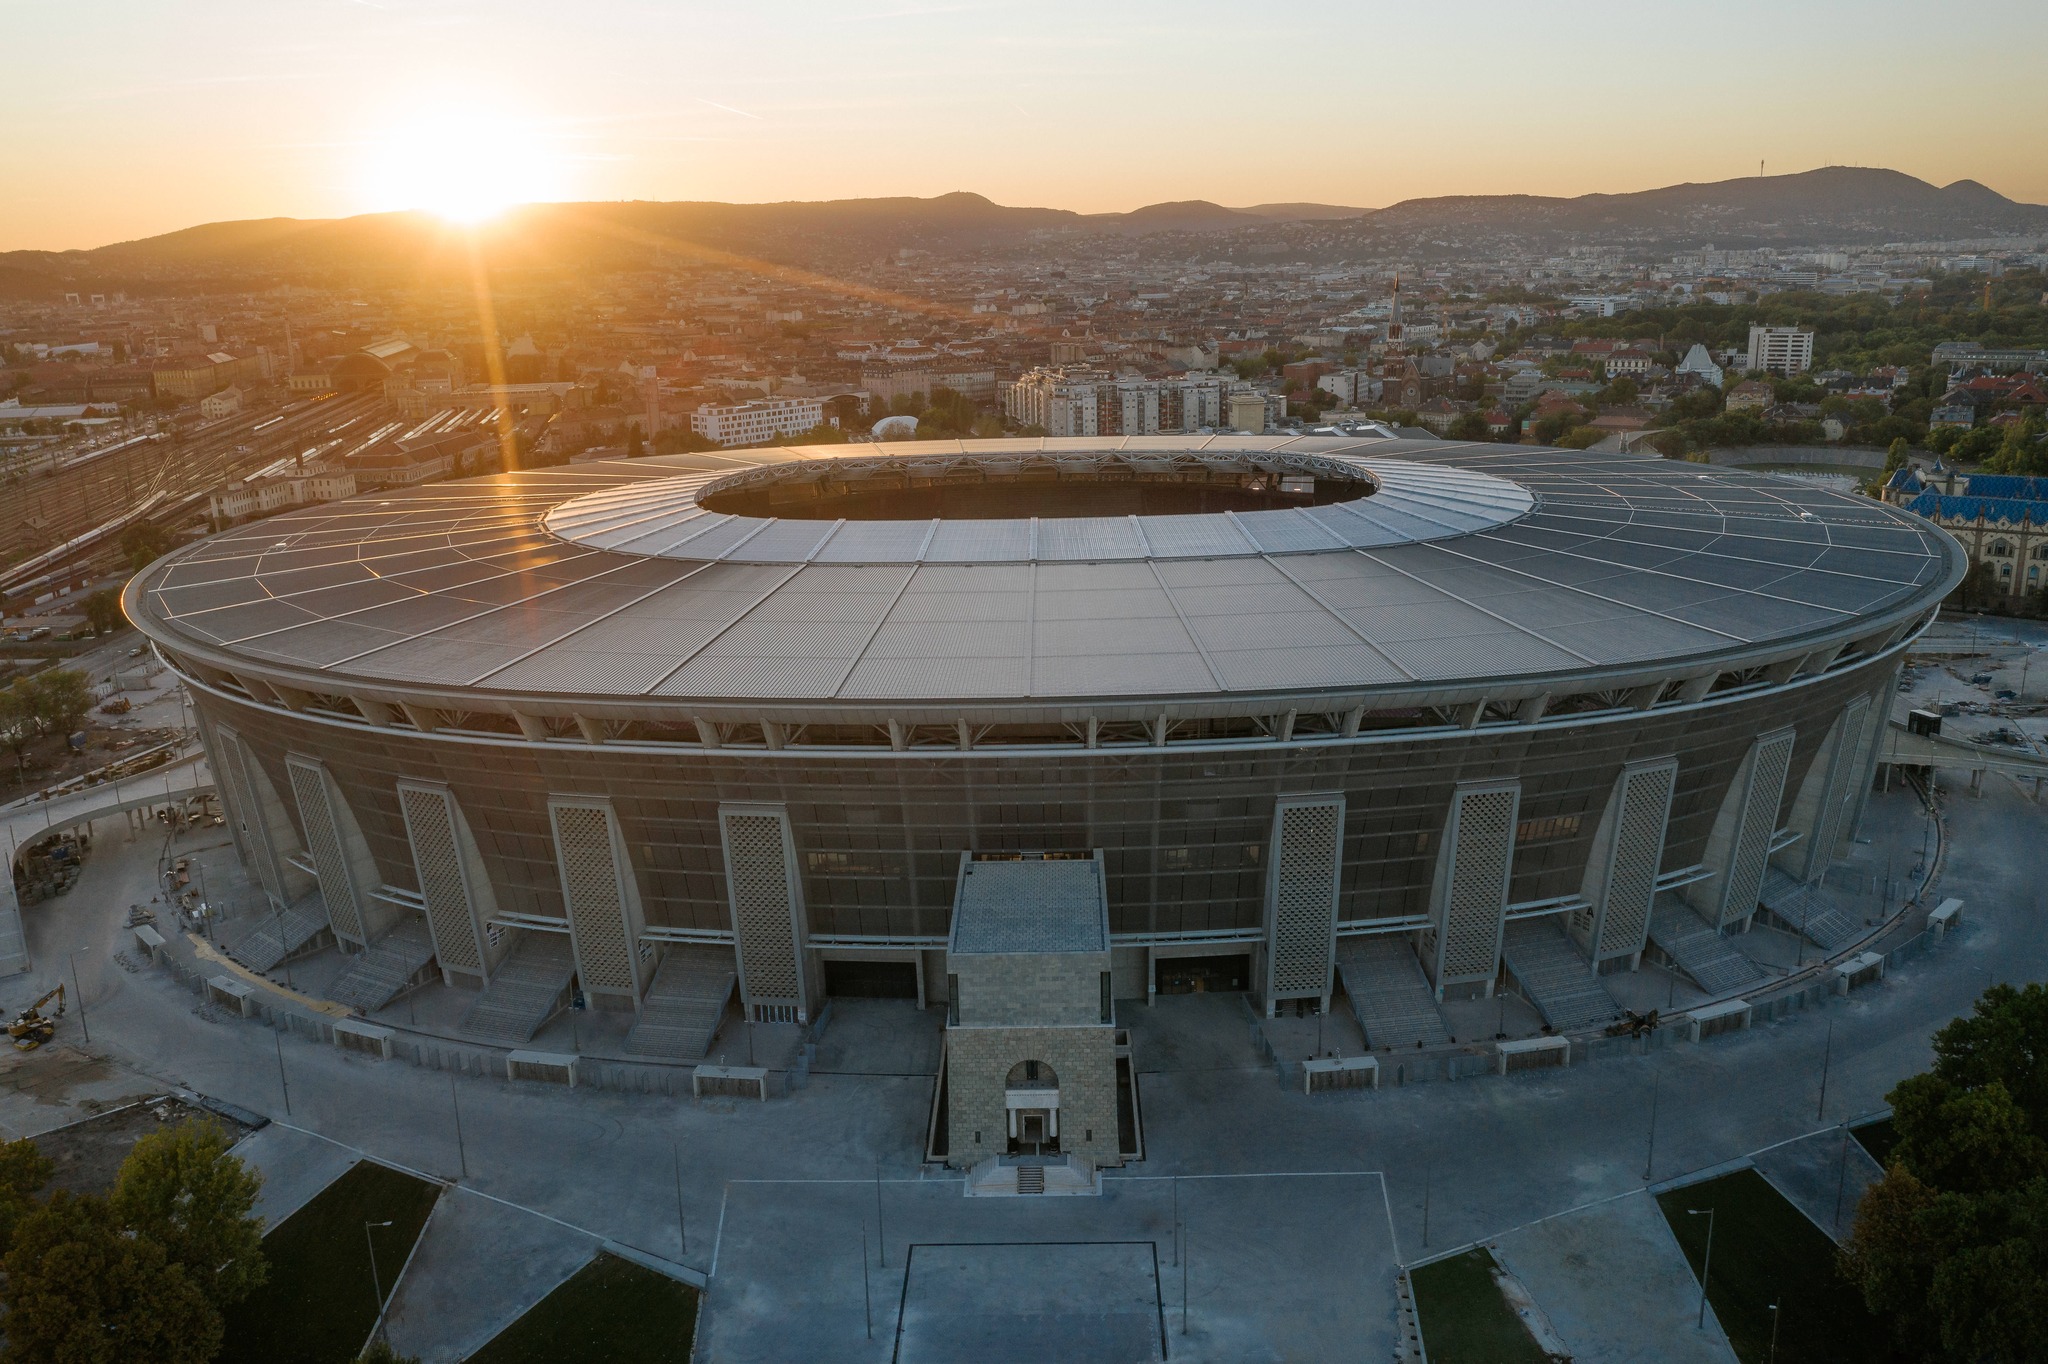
[624,426,645,458]
[1842,984,2048,1362]
[0,1137,53,1257]
[0,684,36,780]
[117,519,175,572]
[111,1120,267,1311]
[1,1190,222,1364]
[81,589,122,638]
[1883,436,1911,479]
[1446,412,1489,441]
[24,668,91,738]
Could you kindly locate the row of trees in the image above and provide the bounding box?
[1842,983,2048,1362]
[0,1123,265,1363]
[0,668,92,774]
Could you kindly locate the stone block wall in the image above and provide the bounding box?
[944,1024,1119,1168]
[952,950,1107,1027]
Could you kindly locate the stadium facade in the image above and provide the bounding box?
[127,438,1961,1166]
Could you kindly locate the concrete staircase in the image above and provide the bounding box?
[1760,868,1864,950]
[458,932,575,1044]
[223,894,330,974]
[1501,920,1620,1032]
[625,946,736,1060]
[1648,894,1766,995]
[325,917,437,1014]
[1335,936,1452,1049]
[963,1155,1098,1197]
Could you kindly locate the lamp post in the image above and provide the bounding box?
[449,1072,467,1180]
[1767,1299,1781,1364]
[68,950,90,1044]
[1816,1019,1834,1123]
[273,1028,291,1116]
[1686,1207,1716,1329]
[1644,1070,1660,1181]
[364,1219,395,1340]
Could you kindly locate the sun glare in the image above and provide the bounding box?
[355,104,567,225]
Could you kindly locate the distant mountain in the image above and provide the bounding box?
[1232,202,1376,220]
[1364,167,2048,243]
[2,168,2041,296]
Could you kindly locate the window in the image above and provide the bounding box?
[1100,970,1113,1024]
[1515,813,1581,845]
[1990,539,2013,557]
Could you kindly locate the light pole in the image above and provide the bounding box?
[1767,1299,1781,1364]
[1816,1019,1834,1123]
[1643,1070,1660,1181]
[449,1072,467,1180]
[672,1142,686,1258]
[67,949,89,1044]
[273,1028,291,1116]
[364,1220,394,1340]
[1686,1207,1716,1329]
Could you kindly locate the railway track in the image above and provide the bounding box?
[0,392,384,594]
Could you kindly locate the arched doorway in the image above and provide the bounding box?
[1005,1060,1060,1155]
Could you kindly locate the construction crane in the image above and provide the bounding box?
[8,986,65,1050]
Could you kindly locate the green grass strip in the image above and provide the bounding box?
[466,1253,699,1364]
[1655,1168,1900,1364]
[220,1160,442,1364]
[1411,1247,1553,1364]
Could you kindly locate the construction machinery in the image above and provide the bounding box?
[8,986,65,1050]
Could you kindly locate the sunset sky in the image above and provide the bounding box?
[5,0,2044,252]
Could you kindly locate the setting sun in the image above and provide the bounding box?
[353,102,568,223]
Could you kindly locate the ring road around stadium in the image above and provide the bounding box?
[126,437,1963,1169]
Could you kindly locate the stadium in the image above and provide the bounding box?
[126,437,1961,1167]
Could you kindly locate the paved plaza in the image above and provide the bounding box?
[0,726,2040,1359]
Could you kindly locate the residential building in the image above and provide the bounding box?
[1000,368,1233,436]
[1745,325,1814,376]
[1676,344,1725,387]
[199,386,244,420]
[1725,380,1775,413]
[691,396,827,447]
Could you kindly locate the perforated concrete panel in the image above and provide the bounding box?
[548,800,643,1000]
[1820,694,1876,867]
[1429,782,1520,993]
[216,725,290,910]
[719,804,807,1019]
[1264,795,1344,1006]
[397,783,484,975]
[1591,761,1676,962]
[286,757,366,944]
[1717,729,1796,929]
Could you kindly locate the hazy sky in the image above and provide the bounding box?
[5,0,2044,251]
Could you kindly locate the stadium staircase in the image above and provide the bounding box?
[1647,894,1766,994]
[324,917,437,1014]
[1500,920,1621,1032]
[1759,868,1864,951]
[1335,936,1452,1049]
[625,946,737,1060]
[459,932,576,1044]
[223,894,330,974]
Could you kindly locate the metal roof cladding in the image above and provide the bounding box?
[130,436,1964,707]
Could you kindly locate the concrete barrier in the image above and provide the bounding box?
[1928,898,1964,937]
[1304,1055,1380,1093]
[1497,1036,1569,1074]
[1834,951,1886,994]
[333,1019,395,1059]
[694,1063,769,1101]
[1688,999,1752,1042]
[507,1050,579,1087]
[204,974,259,1018]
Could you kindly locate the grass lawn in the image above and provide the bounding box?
[1850,1116,1897,1167]
[219,1160,442,1364]
[1411,1247,1552,1364]
[465,1253,699,1364]
[1655,1169,1901,1364]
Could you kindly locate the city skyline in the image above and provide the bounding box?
[7,0,2047,252]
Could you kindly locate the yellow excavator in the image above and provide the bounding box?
[8,986,64,1050]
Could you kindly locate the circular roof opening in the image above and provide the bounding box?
[697,449,1377,521]
[542,446,1537,565]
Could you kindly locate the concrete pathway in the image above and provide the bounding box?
[1752,1127,1885,1243]
[234,1122,358,1231]
[1491,1191,1737,1364]
[381,1187,598,1363]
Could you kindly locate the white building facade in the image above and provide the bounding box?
[691,397,827,447]
[1746,325,1815,377]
